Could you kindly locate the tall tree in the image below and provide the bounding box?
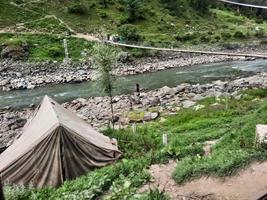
[123,0,144,22]
[92,43,117,127]
[161,0,185,16]
[189,0,212,14]
[99,0,108,8]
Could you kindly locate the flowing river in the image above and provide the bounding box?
[0,59,267,108]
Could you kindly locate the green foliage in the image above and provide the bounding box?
[189,0,212,14]
[99,10,108,18]
[175,32,198,41]
[67,3,88,15]
[255,28,266,38]
[139,188,170,200]
[123,0,144,22]
[92,43,118,123]
[233,31,246,39]
[99,0,109,8]
[0,33,95,61]
[1,0,267,56]
[24,16,70,34]
[92,43,117,96]
[221,32,232,40]
[243,88,267,100]
[2,38,27,47]
[172,96,267,184]
[118,24,140,41]
[48,46,63,58]
[160,0,185,16]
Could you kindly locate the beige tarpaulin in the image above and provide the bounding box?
[0,96,121,188]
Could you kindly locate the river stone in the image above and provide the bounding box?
[143,112,159,121]
[182,100,196,108]
[256,125,267,148]
[192,94,205,101]
[158,86,177,97]
[176,83,191,93]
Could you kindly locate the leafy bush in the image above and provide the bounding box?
[140,188,170,200]
[48,46,63,58]
[118,24,140,41]
[255,29,265,38]
[221,32,232,40]
[200,35,211,43]
[123,0,144,22]
[99,11,108,18]
[260,40,267,45]
[233,31,246,39]
[175,32,198,41]
[67,4,88,15]
[243,88,267,99]
[214,35,221,41]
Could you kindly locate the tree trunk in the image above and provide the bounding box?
[109,95,114,129]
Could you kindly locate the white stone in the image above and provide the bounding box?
[182,100,196,108]
[256,125,267,148]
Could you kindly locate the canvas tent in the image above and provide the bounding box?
[0,96,121,188]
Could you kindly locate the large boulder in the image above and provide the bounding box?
[1,43,29,60]
[256,125,267,148]
[182,100,196,108]
[143,112,159,121]
[158,86,177,97]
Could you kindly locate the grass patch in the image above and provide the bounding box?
[0,33,95,61]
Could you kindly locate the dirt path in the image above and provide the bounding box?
[142,161,267,200]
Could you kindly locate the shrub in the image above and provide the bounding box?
[118,24,140,41]
[48,46,63,58]
[175,32,198,41]
[214,35,221,41]
[99,11,108,18]
[67,4,88,15]
[260,40,267,45]
[221,32,232,40]
[200,35,210,43]
[255,29,265,38]
[14,0,24,4]
[255,18,264,24]
[233,31,246,39]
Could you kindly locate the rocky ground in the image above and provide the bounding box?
[2,44,267,91]
[1,72,266,151]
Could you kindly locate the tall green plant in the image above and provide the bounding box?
[123,0,144,22]
[92,43,117,127]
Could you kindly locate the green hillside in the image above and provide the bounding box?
[0,0,267,60]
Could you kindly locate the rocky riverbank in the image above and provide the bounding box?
[1,46,264,91]
[1,72,266,151]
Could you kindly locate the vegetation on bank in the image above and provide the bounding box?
[4,88,267,199]
[0,33,95,61]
